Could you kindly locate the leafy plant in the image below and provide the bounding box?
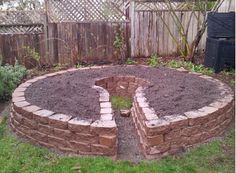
[165,60,214,75]
[0,62,27,100]
[111,96,132,110]
[126,58,137,65]
[147,54,160,67]
[113,26,127,63]
[75,63,83,69]
[23,46,41,68]
[53,63,69,71]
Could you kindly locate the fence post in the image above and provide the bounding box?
[130,0,135,58]
[44,0,50,64]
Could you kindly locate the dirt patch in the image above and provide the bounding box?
[114,110,144,162]
[25,66,223,120]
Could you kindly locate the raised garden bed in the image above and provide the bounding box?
[10,65,234,160]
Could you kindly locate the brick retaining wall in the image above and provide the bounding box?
[10,66,234,159]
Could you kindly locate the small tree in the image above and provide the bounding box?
[144,0,224,62]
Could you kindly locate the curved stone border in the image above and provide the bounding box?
[10,65,234,159]
[10,67,118,157]
[131,73,234,159]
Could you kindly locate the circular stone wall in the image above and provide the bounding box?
[10,65,234,159]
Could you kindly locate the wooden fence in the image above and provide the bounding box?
[0,32,47,68]
[47,22,129,65]
[0,0,234,67]
[130,3,207,57]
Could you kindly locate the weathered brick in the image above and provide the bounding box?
[137,98,149,108]
[91,120,117,135]
[70,141,91,152]
[13,101,30,113]
[181,125,202,136]
[22,105,41,119]
[18,82,32,88]
[100,102,112,108]
[124,76,136,82]
[184,107,217,126]
[188,133,202,145]
[165,129,182,142]
[22,117,38,130]
[112,76,124,82]
[33,76,47,81]
[12,90,24,98]
[100,114,113,121]
[107,82,116,91]
[38,123,53,135]
[99,135,116,147]
[100,108,113,114]
[164,115,188,129]
[147,134,164,146]
[142,107,158,121]
[33,109,54,124]
[68,118,92,133]
[48,135,69,148]
[12,96,25,103]
[14,87,27,92]
[67,68,78,72]
[117,81,129,89]
[74,133,98,143]
[99,93,110,102]
[32,130,48,142]
[54,128,71,139]
[13,111,23,123]
[58,146,76,154]
[145,119,170,135]
[49,114,72,129]
[147,143,170,155]
[18,125,32,136]
[39,141,54,149]
[91,144,116,156]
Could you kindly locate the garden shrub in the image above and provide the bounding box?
[0,62,27,101]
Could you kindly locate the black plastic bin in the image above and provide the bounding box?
[204,12,235,73]
[204,37,235,73]
[207,12,235,38]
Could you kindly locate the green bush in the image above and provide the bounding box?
[0,63,27,101]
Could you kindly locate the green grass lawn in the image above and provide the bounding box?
[0,110,235,173]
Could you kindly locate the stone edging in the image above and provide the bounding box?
[11,67,117,157]
[132,71,234,159]
[10,65,234,159]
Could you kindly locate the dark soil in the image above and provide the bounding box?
[114,111,144,162]
[25,66,224,121]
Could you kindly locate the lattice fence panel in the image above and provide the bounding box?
[0,10,45,24]
[47,0,128,22]
[0,24,44,34]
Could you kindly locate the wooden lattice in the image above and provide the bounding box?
[134,1,195,11]
[47,0,129,22]
[0,24,44,34]
[0,10,44,25]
